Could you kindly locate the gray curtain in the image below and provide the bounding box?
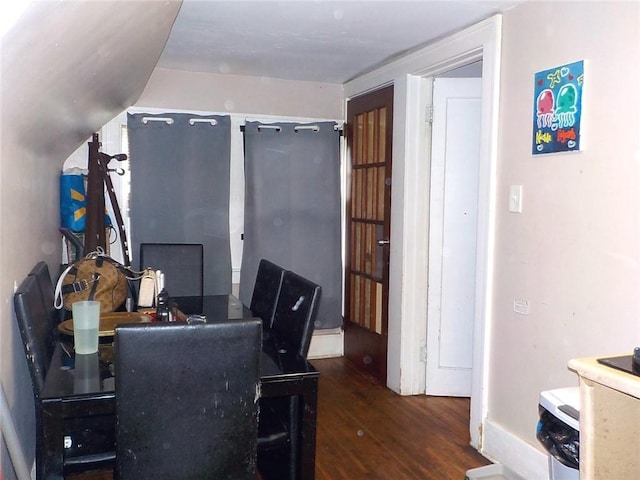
[127,113,232,295]
[240,121,342,329]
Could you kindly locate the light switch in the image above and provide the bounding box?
[509,185,523,213]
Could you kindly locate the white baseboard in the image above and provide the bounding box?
[481,418,549,480]
[308,327,343,359]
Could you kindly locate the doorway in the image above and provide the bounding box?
[343,16,501,450]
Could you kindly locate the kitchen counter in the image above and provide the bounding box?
[568,356,640,480]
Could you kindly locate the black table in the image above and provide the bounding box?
[171,294,251,321]
[40,295,318,480]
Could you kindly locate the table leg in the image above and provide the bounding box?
[297,376,318,480]
[40,400,64,480]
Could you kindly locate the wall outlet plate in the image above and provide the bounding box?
[513,298,530,315]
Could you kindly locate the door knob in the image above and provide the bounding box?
[377,239,390,246]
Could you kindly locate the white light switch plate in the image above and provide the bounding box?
[509,185,523,213]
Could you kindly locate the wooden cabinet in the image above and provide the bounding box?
[568,357,640,480]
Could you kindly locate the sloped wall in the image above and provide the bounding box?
[0,2,181,476]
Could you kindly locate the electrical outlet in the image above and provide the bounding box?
[513,298,530,315]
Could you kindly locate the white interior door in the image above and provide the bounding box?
[426,77,482,396]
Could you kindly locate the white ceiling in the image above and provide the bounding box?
[157,0,525,84]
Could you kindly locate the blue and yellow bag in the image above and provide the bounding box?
[60,171,112,232]
[60,172,87,232]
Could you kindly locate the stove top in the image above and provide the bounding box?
[597,355,640,378]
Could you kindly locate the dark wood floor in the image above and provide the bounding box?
[70,356,490,480]
[314,356,490,480]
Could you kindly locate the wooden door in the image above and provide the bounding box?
[344,85,393,383]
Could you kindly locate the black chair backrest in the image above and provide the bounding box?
[29,261,54,311]
[28,261,60,328]
[13,274,56,396]
[114,319,262,480]
[139,243,204,297]
[250,259,285,329]
[271,271,321,359]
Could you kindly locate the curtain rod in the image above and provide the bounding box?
[239,124,343,135]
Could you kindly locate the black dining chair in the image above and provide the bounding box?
[250,259,286,329]
[14,274,55,480]
[14,271,115,479]
[28,260,62,330]
[28,261,54,314]
[14,274,56,395]
[13,275,55,397]
[270,270,321,359]
[257,270,321,480]
[114,319,262,480]
[139,243,204,297]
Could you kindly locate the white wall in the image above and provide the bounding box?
[136,68,344,120]
[487,0,640,466]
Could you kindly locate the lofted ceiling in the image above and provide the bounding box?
[157,0,526,84]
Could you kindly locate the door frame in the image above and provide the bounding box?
[344,15,502,450]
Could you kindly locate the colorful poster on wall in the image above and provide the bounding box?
[532,60,584,155]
